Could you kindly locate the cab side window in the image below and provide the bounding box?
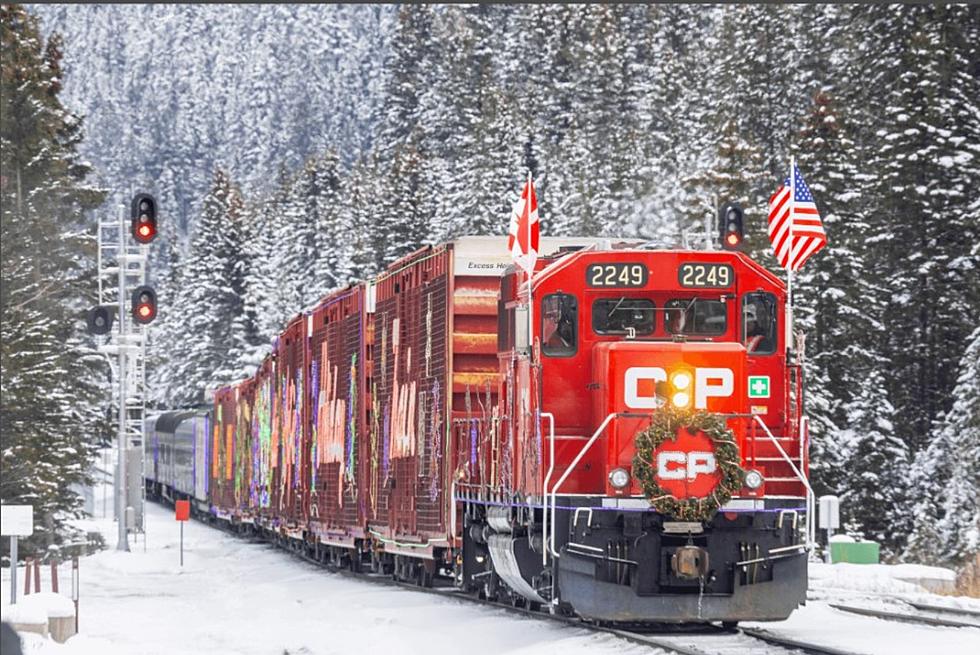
[742,292,777,355]
[542,293,577,357]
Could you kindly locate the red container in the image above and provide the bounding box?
[233,378,256,514]
[369,239,504,553]
[272,314,309,527]
[251,355,276,520]
[308,285,370,545]
[210,385,238,515]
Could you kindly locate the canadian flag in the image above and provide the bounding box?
[507,173,540,275]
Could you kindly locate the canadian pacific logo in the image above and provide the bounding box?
[657,451,717,480]
[624,367,734,409]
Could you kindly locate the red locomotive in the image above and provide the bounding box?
[155,235,812,624]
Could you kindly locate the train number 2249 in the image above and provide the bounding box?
[586,263,649,288]
[678,262,733,288]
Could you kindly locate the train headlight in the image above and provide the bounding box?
[670,370,692,391]
[744,469,764,490]
[608,467,631,489]
[671,391,691,408]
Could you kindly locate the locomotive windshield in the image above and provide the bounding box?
[592,298,655,335]
[665,298,727,336]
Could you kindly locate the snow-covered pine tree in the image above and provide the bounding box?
[906,327,980,566]
[792,88,885,496]
[161,169,251,406]
[840,368,910,554]
[934,328,980,566]
[623,5,717,244]
[860,4,980,456]
[0,4,108,553]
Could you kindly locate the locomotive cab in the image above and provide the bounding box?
[481,245,810,623]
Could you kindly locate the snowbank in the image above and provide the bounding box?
[1,601,48,626]
[811,562,958,595]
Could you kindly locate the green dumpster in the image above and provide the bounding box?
[830,540,880,564]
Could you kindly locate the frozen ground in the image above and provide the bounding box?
[2,501,978,655]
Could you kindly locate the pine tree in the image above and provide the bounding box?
[792,88,884,496]
[1,4,108,553]
[161,170,250,406]
[861,5,980,455]
[907,327,980,565]
[840,369,910,554]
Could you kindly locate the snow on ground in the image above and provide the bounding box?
[2,502,649,655]
[2,500,978,655]
[744,600,979,655]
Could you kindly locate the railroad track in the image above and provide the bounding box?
[905,600,980,620]
[270,536,861,654]
[191,507,863,655]
[829,602,980,630]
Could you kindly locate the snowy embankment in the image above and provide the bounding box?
[2,501,978,655]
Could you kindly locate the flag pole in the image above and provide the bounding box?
[786,155,795,357]
[526,171,534,363]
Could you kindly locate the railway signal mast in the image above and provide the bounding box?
[86,193,159,552]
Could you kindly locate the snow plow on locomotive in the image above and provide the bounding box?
[148,236,811,625]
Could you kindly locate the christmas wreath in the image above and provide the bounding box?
[631,407,743,522]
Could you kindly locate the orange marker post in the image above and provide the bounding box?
[175,500,190,566]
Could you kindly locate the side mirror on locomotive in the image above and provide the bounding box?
[719,202,744,251]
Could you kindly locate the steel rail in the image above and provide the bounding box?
[904,600,980,619]
[829,603,980,629]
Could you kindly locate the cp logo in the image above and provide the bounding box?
[656,451,717,480]
[624,367,734,409]
[649,429,723,499]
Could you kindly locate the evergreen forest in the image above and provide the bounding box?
[3,4,976,572]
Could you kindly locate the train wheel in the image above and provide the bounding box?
[722,621,739,630]
[418,560,435,588]
[348,549,363,573]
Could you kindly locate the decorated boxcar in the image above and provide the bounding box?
[153,235,811,625]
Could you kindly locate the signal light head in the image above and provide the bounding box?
[130,193,158,244]
[719,202,745,251]
[86,305,115,335]
[131,285,158,325]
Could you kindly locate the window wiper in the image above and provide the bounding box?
[607,296,627,316]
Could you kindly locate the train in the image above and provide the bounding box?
[146,235,812,625]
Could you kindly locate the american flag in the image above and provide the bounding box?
[507,173,540,275]
[767,165,826,271]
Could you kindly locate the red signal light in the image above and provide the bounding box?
[130,193,158,244]
[131,285,158,325]
[719,203,745,251]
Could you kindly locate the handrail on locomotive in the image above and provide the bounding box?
[541,409,815,566]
